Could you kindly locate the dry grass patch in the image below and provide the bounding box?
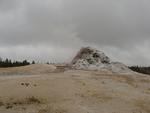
[135,99,150,113]
[143,88,150,94]
[76,90,114,103]
[26,96,42,104]
[0,96,45,109]
[90,92,113,102]
[111,74,137,87]
[92,73,138,88]
[0,101,4,107]
[38,105,68,113]
[13,96,44,105]
[140,79,150,83]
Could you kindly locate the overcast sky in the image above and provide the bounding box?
[0,0,150,65]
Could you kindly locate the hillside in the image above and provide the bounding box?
[0,64,56,76]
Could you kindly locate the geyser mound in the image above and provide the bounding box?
[71,47,132,73]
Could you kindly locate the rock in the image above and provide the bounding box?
[71,47,132,73]
[71,47,110,65]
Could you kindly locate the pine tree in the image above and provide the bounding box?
[32,61,35,64]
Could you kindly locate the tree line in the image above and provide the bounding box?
[0,58,35,68]
[129,66,150,75]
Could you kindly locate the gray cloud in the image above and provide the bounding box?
[0,0,18,11]
[63,0,150,47]
[0,0,150,65]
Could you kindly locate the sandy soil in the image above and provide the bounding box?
[0,64,150,113]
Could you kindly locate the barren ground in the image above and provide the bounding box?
[0,64,150,113]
